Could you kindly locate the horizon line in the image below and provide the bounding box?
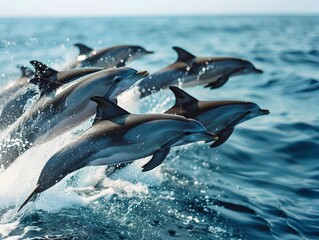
[1,13,319,18]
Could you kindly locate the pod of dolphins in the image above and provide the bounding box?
[0,43,269,212]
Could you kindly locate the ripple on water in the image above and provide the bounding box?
[0,15,319,240]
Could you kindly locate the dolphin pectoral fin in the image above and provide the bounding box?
[116,61,126,68]
[205,75,229,89]
[74,43,93,56]
[30,60,58,78]
[18,184,40,212]
[17,65,34,78]
[142,147,170,172]
[210,127,234,148]
[90,96,130,124]
[168,86,198,106]
[205,67,244,89]
[29,77,64,96]
[172,46,196,63]
[142,133,187,172]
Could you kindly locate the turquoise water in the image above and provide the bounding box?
[0,16,318,239]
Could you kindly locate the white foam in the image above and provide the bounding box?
[0,123,164,213]
[0,128,75,210]
[0,87,167,238]
[117,86,141,113]
[109,156,163,186]
[0,220,19,238]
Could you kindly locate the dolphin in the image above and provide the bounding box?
[165,86,270,147]
[137,46,263,98]
[103,86,270,176]
[29,60,104,95]
[0,67,148,169]
[65,43,154,69]
[18,96,218,212]
[0,60,103,130]
[0,65,34,106]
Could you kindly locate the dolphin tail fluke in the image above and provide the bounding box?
[18,185,40,212]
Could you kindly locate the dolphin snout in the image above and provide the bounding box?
[253,68,263,74]
[145,50,154,54]
[124,70,149,82]
[136,70,149,78]
[193,131,218,142]
[259,109,270,115]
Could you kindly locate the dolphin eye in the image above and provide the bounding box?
[246,111,251,114]
[114,76,121,83]
[185,131,191,135]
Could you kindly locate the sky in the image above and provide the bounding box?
[1,0,319,17]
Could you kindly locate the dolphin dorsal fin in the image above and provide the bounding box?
[74,43,93,56]
[172,46,196,63]
[169,86,198,106]
[90,96,130,124]
[30,60,58,78]
[16,65,34,78]
[29,77,64,96]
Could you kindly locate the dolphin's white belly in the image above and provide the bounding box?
[88,142,156,166]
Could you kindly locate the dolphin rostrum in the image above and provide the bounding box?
[137,46,263,98]
[0,68,148,169]
[18,96,217,212]
[0,60,103,130]
[65,43,154,69]
[165,86,270,147]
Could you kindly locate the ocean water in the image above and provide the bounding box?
[0,16,318,239]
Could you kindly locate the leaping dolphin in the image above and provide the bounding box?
[18,96,217,212]
[0,67,148,169]
[137,46,263,98]
[103,86,270,176]
[65,43,154,69]
[165,86,270,147]
[0,60,103,130]
[0,65,34,107]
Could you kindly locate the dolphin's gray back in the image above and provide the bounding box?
[55,67,103,84]
[137,57,247,98]
[137,69,185,97]
[75,46,141,69]
[166,100,248,133]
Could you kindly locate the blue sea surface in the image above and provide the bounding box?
[0,16,318,239]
